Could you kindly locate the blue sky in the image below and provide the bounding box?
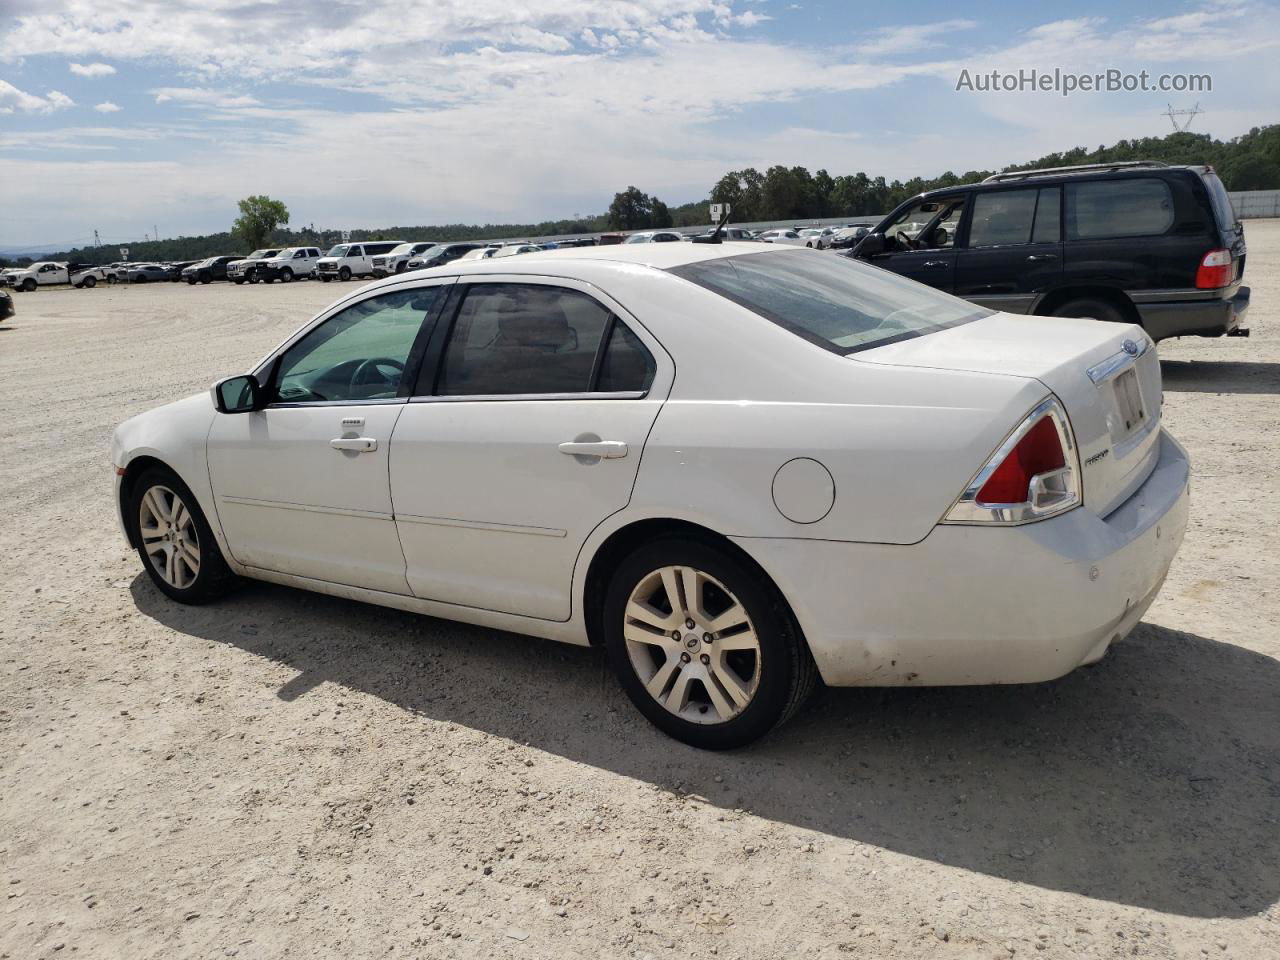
[2,0,1277,247]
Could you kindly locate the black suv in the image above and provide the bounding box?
[182,255,243,285]
[849,161,1249,340]
[405,243,484,272]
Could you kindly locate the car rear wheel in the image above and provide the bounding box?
[338,266,352,281]
[1051,297,1130,326]
[130,467,236,605]
[604,538,816,749]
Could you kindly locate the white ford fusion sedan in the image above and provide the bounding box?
[112,243,1190,749]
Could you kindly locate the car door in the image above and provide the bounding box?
[389,277,672,621]
[953,186,1063,312]
[860,195,966,292]
[206,281,453,593]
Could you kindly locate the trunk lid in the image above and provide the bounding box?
[855,313,1162,518]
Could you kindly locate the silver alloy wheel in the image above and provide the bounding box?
[138,484,201,589]
[623,565,762,725]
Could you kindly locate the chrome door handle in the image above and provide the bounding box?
[558,440,628,459]
[330,437,378,452]
[1026,254,1058,262]
[922,260,948,268]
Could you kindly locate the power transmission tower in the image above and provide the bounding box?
[94,230,101,247]
[1163,103,1201,132]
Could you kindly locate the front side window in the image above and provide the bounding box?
[670,250,990,354]
[272,288,442,403]
[439,284,635,396]
[1067,178,1175,239]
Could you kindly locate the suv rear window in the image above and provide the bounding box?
[670,250,990,354]
[1067,178,1175,239]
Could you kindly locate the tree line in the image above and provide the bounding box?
[7,125,1276,268]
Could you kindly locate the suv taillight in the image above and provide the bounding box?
[1195,248,1232,289]
[943,397,1081,525]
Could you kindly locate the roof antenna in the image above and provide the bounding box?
[693,203,731,244]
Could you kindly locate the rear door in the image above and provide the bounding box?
[389,277,672,621]
[953,186,1063,312]
[1061,175,1184,292]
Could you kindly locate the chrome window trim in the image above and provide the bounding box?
[409,390,647,404]
[1087,337,1149,384]
[941,395,1082,526]
[266,398,407,410]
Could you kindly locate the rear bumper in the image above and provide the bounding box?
[1136,287,1250,340]
[735,429,1191,687]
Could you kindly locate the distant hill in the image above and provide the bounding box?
[4,125,1275,268]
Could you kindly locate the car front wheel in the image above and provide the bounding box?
[130,467,235,604]
[604,538,816,749]
[338,266,352,281]
[281,268,294,282]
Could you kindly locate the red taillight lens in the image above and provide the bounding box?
[1195,248,1232,289]
[976,416,1066,505]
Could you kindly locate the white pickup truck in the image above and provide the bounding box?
[5,261,109,290]
[255,246,324,282]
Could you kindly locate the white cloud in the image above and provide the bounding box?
[69,61,116,76]
[860,19,977,56]
[152,87,260,107]
[0,80,76,114]
[94,101,122,113]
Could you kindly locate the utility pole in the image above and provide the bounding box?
[154,224,159,243]
[94,230,101,248]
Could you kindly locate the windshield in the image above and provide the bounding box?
[325,245,350,257]
[669,250,991,354]
[413,245,447,261]
[623,234,652,244]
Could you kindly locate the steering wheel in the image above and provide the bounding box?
[350,357,405,391]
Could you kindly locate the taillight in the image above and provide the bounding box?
[1195,249,1232,289]
[943,396,1081,525]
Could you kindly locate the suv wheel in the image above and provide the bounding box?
[395,261,407,274]
[338,266,352,281]
[1051,297,1130,326]
[281,268,294,282]
[604,538,817,750]
[130,466,236,604]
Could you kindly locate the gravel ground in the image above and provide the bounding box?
[1,230,1277,960]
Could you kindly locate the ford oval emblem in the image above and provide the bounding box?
[1122,339,1139,356]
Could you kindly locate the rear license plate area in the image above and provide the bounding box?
[1113,368,1146,438]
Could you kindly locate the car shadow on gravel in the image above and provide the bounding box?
[131,576,1280,920]
[1160,359,1280,395]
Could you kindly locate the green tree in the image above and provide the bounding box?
[233,195,290,251]
[607,186,652,230]
[650,198,673,228]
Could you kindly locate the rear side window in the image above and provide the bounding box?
[1067,178,1175,239]
[671,250,990,354]
[440,284,611,395]
[597,321,656,392]
[1200,170,1238,230]
[969,190,1037,247]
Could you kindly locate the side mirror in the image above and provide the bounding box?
[852,232,885,257]
[212,374,263,414]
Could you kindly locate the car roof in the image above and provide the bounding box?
[363,239,776,290]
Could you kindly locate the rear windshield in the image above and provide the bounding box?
[669,250,990,354]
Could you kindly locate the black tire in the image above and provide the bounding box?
[200,274,211,284]
[246,269,257,284]
[603,537,817,750]
[136,276,147,284]
[83,275,97,288]
[233,278,245,285]
[1050,297,1130,326]
[338,266,352,281]
[129,465,236,605]
[21,279,36,292]
[320,275,332,282]
[107,274,118,284]
[281,268,293,282]
[395,261,407,274]
[186,277,196,285]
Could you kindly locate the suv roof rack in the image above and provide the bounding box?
[982,160,1170,183]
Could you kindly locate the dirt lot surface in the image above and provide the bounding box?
[2,230,1277,960]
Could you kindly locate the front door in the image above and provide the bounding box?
[862,194,966,292]
[389,278,671,621]
[206,283,450,593]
